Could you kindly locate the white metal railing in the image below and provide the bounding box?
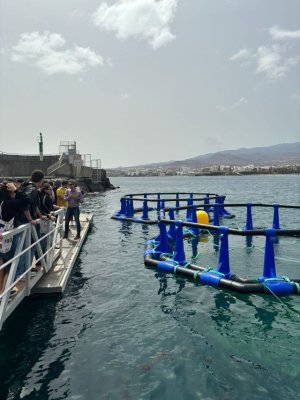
[0,209,65,330]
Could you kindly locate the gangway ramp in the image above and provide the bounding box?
[32,213,93,294]
[0,210,93,330]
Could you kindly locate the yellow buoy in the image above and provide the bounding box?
[196,210,209,225]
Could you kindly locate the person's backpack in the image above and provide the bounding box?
[0,202,14,253]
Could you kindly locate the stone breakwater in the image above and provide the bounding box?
[0,153,115,192]
[0,153,59,177]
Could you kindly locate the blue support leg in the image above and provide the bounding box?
[172,221,186,265]
[190,206,199,236]
[213,204,220,226]
[176,193,180,209]
[262,228,277,278]
[272,203,280,230]
[216,226,231,277]
[204,194,210,213]
[246,203,253,230]
[168,208,176,241]
[141,200,149,220]
[157,193,161,212]
[155,221,171,255]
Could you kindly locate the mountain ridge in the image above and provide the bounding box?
[126,142,300,169]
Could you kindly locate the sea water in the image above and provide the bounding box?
[0,175,299,400]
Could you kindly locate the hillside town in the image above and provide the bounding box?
[107,163,300,177]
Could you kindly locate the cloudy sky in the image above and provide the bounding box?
[0,0,299,167]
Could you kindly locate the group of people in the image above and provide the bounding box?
[0,169,83,295]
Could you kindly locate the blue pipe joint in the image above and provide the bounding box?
[199,271,222,287]
[144,248,155,257]
[262,278,294,296]
[157,260,177,273]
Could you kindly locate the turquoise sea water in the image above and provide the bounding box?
[0,175,300,400]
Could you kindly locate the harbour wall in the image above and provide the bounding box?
[0,153,113,191]
[0,154,59,177]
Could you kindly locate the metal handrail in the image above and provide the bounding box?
[0,209,65,329]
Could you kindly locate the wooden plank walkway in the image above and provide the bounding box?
[31,212,93,294]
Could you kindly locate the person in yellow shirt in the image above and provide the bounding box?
[56,180,68,207]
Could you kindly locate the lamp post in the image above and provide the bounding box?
[39,132,43,161]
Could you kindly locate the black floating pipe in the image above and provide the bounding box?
[159,219,300,237]
[144,254,300,294]
[111,215,157,224]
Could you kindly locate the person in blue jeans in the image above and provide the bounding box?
[63,180,83,240]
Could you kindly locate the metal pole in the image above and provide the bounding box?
[39,132,44,161]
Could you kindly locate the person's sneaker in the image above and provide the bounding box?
[74,234,81,240]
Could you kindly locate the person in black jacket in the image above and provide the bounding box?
[16,170,48,272]
[0,181,30,295]
[39,182,61,216]
[17,169,46,225]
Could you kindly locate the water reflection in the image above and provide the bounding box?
[0,260,94,400]
[211,292,236,328]
[155,272,186,297]
[141,223,150,241]
[241,296,279,332]
[0,297,58,400]
[118,221,133,243]
[246,236,253,249]
[213,233,220,252]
